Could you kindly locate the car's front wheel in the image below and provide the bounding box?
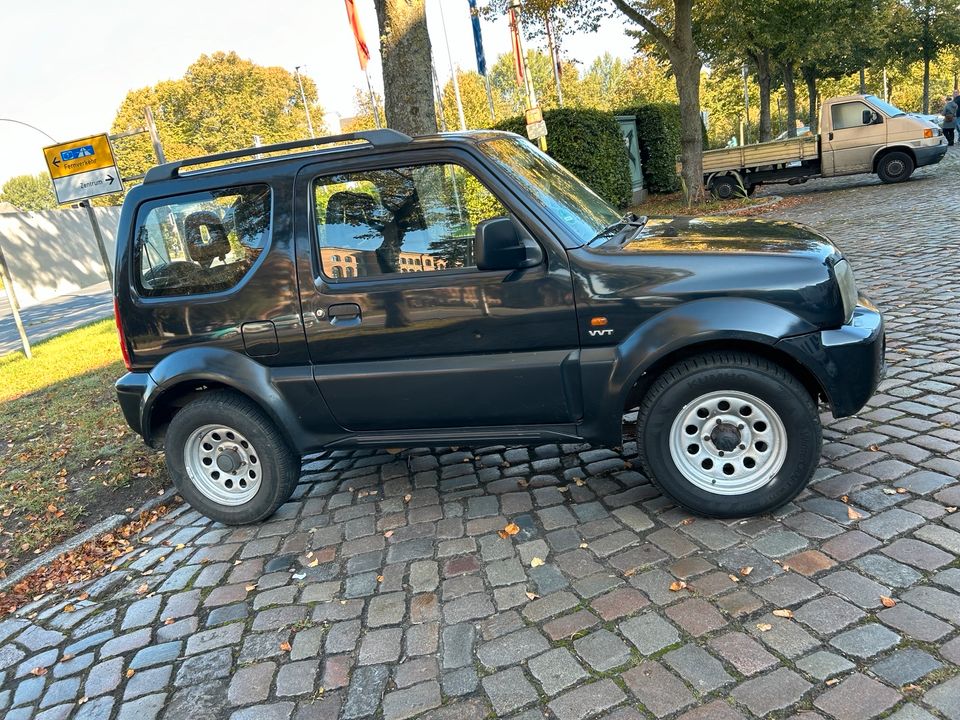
[637,352,821,518]
[165,391,300,524]
[877,151,914,183]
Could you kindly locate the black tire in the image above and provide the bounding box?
[165,390,300,524]
[876,151,914,183]
[636,352,821,518]
[710,176,739,200]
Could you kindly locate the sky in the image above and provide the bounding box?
[0,0,635,186]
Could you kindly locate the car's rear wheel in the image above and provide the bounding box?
[710,175,740,199]
[877,151,914,183]
[637,352,821,518]
[165,391,300,524]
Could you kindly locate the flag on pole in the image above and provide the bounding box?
[344,0,371,71]
[508,7,524,86]
[468,0,487,76]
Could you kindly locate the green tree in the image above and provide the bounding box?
[111,52,324,180]
[0,173,57,211]
[889,0,960,112]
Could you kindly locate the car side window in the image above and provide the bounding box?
[134,184,271,297]
[831,102,871,131]
[314,163,506,281]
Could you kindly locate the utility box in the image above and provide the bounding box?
[615,115,646,204]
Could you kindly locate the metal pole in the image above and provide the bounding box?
[81,201,114,290]
[144,106,166,164]
[545,14,563,107]
[365,70,383,129]
[294,66,316,138]
[438,0,467,130]
[484,73,496,124]
[432,61,448,132]
[741,63,751,144]
[0,243,31,359]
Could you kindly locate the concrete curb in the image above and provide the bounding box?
[0,487,180,592]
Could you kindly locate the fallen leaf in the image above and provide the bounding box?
[728,574,740,583]
[376,575,384,583]
[524,591,539,601]
[77,592,89,601]
[574,478,585,486]
[895,488,907,494]
[135,584,148,595]
[78,696,89,705]
[882,488,898,495]
[579,543,589,549]
[825,678,840,686]
[740,566,753,577]
[773,609,794,618]
[383,530,393,538]
[669,580,687,592]
[840,495,849,503]
[868,444,880,452]
[61,653,74,661]
[30,666,47,676]
[679,517,695,526]
[125,668,136,678]
[502,523,520,536]
[175,543,186,550]
[403,494,412,503]
[558,485,569,492]
[880,596,896,608]
[530,557,545,568]
[279,641,292,652]
[903,684,922,693]
[756,623,773,632]
[946,507,957,513]
[164,617,175,625]
[308,559,319,568]
[245,584,257,592]
[847,506,862,520]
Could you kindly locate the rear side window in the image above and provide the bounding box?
[134,184,271,297]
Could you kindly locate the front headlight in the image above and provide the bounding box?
[834,259,857,323]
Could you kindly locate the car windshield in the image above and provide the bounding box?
[476,135,621,243]
[866,95,906,117]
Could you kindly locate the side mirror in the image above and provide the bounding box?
[475,216,543,271]
[862,109,880,125]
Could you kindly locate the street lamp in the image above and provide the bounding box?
[294,66,316,139]
[0,118,57,143]
[741,63,751,145]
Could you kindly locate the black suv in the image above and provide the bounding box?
[113,129,884,524]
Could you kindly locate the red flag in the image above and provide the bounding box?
[345,0,371,71]
[509,8,524,86]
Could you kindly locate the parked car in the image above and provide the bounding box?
[704,94,948,198]
[113,129,884,523]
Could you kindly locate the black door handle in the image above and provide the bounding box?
[828,132,834,141]
[326,303,362,326]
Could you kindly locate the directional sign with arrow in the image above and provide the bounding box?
[43,133,123,205]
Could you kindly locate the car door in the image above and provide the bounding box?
[823,100,886,176]
[293,146,582,433]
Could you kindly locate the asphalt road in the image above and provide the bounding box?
[0,281,113,356]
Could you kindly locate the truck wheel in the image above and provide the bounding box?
[636,352,821,518]
[710,176,739,199]
[877,152,914,183]
[165,391,300,524]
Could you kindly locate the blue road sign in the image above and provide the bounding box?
[60,145,96,161]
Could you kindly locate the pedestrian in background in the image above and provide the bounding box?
[942,95,958,146]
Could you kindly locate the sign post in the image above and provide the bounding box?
[43,133,123,289]
[0,245,31,359]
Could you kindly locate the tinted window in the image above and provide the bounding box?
[314,163,506,281]
[135,185,270,297]
[832,102,871,130]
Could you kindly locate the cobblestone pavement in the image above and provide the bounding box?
[2,149,960,720]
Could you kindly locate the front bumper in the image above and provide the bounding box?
[777,299,885,418]
[116,372,149,437]
[916,140,948,168]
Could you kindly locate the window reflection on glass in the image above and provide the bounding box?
[314,163,506,281]
[135,184,271,297]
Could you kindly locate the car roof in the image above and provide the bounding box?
[141,129,511,185]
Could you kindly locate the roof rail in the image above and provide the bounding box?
[142,129,413,183]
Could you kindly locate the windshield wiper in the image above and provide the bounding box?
[589,213,648,245]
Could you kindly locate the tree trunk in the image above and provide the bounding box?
[922,56,931,114]
[755,52,772,142]
[782,61,798,137]
[373,0,438,135]
[672,0,703,202]
[859,68,866,94]
[802,67,818,134]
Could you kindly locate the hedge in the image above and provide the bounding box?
[617,103,682,194]
[495,108,632,209]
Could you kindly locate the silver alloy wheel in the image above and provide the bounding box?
[183,424,262,506]
[668,390,787,495]
[885,158,906,177]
